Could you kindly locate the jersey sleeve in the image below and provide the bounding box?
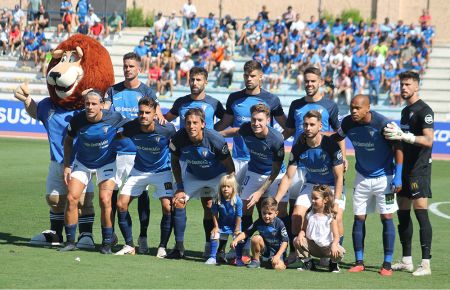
[215,100,225,119]
[271,132,285,162]
[329,103,341,131]
[225,93,236,115]
[121,119,139,138]
[104,86,113,103]
[169,132,183,156]
[269,96,285,117]
[211,203,219,215]
[245,219,261,237]
[337,116,351,137]
[325,137,344,167]
[285,102,296,129]
[288,141,302,166]
[36,97,50,122]
[169,98,181,116]
[213,137,231,161]
[277,219,289,243]
[235,197,243,218]
[144,86,159,103]
[67,114,81,138]
[419,106,434,130]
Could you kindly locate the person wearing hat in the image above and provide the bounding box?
[85,7,101,28]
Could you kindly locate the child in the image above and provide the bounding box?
[205,174,243,265]
[294,185,345,273]
[231,197,288,270]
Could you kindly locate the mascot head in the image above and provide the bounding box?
[46,34,114,110]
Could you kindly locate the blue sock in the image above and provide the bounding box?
[235,240,244,259]
[159,214,172,248]
[210,239,219,258]
[50,211,65,242]
[352,218,365,262]
[172,208,186,242]
[382,218,395,263]
[65,224,77,243]
[101,226,113,245]
[118,211,133,246]
[138,191,150,238]
[78,214,95,234]
[339,235,344,246]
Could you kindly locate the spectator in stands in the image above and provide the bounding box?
[12,5,26,29]
[203,13,217,36]
[171,22,185,47]
[8,24,21,56]
[85,7,101,28]
[258,5,269,21]
[367,59,384,105]
[34,5,49,33]
[388,74,401,106]
[0,8,11,30]
[334,71,352,105]
[56,8,72,40]
[106,11,123,38]
[208,42,225,73]
[189,33,203,55]
[159,65,176,96]
[164,12,179,41]
[147,60,162,88]
[60,0,72,18]
[186,12,200,41]
[216,53,235,88]
[282,6,295,30]
[0,26,8,55]
[181,0,196,30]
[327,47,343,81]
[134,40,150,72]
[173,41,189,67]
[89,19,104,41]
[23,34,39,66]
[353,70,365,95]
[177,53,194,86]
[28,0,42,22]
[196,25,208,40]
[77,20,89,35]
[75,0,89,26]
[419,8,431,26]
[154,12,166,32]
[401,40,417,68]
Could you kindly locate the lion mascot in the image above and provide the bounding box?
[14,34,114,248]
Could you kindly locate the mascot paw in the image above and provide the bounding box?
[14,83,30,102]
[76,232,96,250]
[30,230,62,247]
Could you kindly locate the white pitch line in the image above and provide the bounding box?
[429,202,450,220]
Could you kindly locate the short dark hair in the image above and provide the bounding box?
[261,197,278,211]
[82,88,104,103]
[184,108,205,124]
[123,52,141,63]
[244,60,262,73]
[250,103,270,117]
[138,96,157,109]
[304,110,322,122]
[190,66,208,80]
[399,70,420,83]
[303,66,322,78]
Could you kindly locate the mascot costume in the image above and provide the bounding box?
[14,34,115,248]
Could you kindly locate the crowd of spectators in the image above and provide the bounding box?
[138,2,434,106]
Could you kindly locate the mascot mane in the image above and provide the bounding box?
[47,35,115,110]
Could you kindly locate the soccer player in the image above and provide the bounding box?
[275,110,344,263]
[164,66,225,129]
[281,66,345,263]
[222,104,286,256]
[114,97,176,258]
[104,52,164,254]
[334,94,403,276]
[215,60,286,185]
[384,71,434,276]
[61,89,126,254]
[14,84,96,248]
[168,108,235,259]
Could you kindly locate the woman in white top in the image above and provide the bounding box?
[294,185,345,272]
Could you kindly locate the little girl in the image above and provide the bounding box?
[294,185,346,273]
[205,174,244,265]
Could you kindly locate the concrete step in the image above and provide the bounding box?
[421,89,450,102]
[428,58,450,69]
[421,79,450,90]
[422,69,450,80]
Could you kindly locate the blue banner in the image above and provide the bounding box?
[1,99,449,155]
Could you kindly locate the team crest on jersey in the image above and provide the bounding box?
[320,153,327,161]
[103,126,108,134]
[409,112,414,119]
[221,144,229,155]
[201,149,209,157]
[424,114,433,124]
[201,104,207,112]
[318,109,323,114]
[337,151,343,160]
[369,130,375,137]
[155,136,161,143]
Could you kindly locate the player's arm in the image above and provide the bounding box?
[274,114,287,130]
[274,163,297,203]
[297,216,309,247]
[248,160,282,208]
[13,83,37,119]
[63,134,74,186]
[230,231,247,249]
[282,127,295,140]
[170,151,187,207]
[273,241,288,266]
[155,104,167,124]
[221,155,235,175]
[234,216,242,236]
[220,127,239,137]
[332,163,344,207]
[164,111,178,122]
[214,112,233,131]
[330,217,340,259]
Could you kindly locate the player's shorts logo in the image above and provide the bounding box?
[164,182,173,190]
[410,181,419,191]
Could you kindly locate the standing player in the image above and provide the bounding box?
[222,104,286,256]
[60,89,126,254]
[281,66,345,263]
[168,108,235,259]
[334,95,403,276]
[275,110,344,264]
[114,97,176,258]
[164,66,225,129]
[104,52,164,254]
[384,71,434,276]
[215,60,286,185]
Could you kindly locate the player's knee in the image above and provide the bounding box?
[46,194,66,213]
[66,192,80,207]
[116,199,128,212]
[251,234,263,245]
[98,194,111,208]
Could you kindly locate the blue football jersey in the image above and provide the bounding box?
[286,97,340,140]
[67,110,125,168]
[238,122,285,175]
[121,119,176,173]
[289,135,343,185]
[245,217,289,255]
[211,196,243,234]
[338,111,394,178]
[105,81,158,154]
[225,89,285,161]
[170,128,231,180]
[36,98,80,163]
[169,94,225,129]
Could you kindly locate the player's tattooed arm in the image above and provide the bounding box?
[214,113,233,131]
[274,114,287,131]
[282,127,295,140]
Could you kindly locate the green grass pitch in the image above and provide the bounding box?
[1,137,449,288]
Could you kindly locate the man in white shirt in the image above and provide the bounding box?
[290,13,305,32]
[181,0,196,30]
[85,7,101,28]
[216,53,235,87]
[177,53,194,86]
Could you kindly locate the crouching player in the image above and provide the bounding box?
[168,108,235,259]
[60,89,126,254]
[294,185,346,273]
[114,97,176,257]
[231,197,288,270]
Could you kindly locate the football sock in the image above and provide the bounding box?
[65,224,77,243]
[218,239,227,253]
[173,208,186,242]
[101,226,113,245]
[118,211,133,246]
[111,190,118,231]
[382,218,395,263]
[339,235,344,246]
[138,190,150,238]
[352,218,365,262]
[235,240,244,259]
[397,209,413,257]
[203,219,214,242]
[159,214,172,248]
[50,211,64,241]
[78,213,95,234]
[242,215,253,252]
[288,202,295,250]
[209,239,219,258]
[415,209,432,259]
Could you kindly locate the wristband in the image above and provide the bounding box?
[176,182,184,190]
[394,164,403,177]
